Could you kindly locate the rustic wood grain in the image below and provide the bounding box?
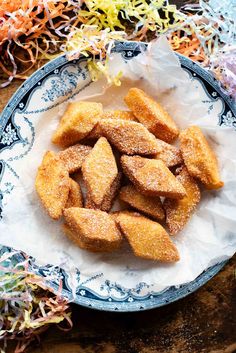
[25,257,236,353]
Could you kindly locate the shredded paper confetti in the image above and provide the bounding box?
[0,250,72,352]
[0,0,235,96]
[168,0,236,98]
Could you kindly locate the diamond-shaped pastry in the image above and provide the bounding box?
[121,155,186,199]
[124,88,179,143]
[35,151,70,219]
[82,137,118,207]
[164,166,201,235]
[52,101,103,147]
[98,118,160,155]
[63,208,122,252]
[115,212,179,262]
[180,126,224,189]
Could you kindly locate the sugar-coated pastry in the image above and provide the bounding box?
[88,110,137,139]
[98,118,160,155]
[121,155,186,199]
[119,184,165,221]
[52,101,103,147]
[63,208,122,252]
[154,139,183,167]
[82,137,118,207]
[115,212,180,262]
[58,144,92,173]
[65,179,83,208]
[180,126,224,189]
[86,172,121,212]
[164,166,201,235]
[35,151,70,219]
[124,88,179,143]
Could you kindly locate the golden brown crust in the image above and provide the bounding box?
[98,118,160,155]
[82,137,118,207]
[119,184,165,221]
[63,224,90,250]
[116,213,179,262]
[163,166,201,235]
[103,110,137,120]
[124,88,179,143]
[58,144,92,174]
[63,208,122,252]
[154,139,183,167]
[65,179,83,208]
[35,151,70,220]
[179,126,224,189]
[88,110,137,139]
[121,155,186,199]
[52,101,103,147]
[110,210,141,224]
[86,172,122,212]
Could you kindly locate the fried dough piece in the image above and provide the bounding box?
[86,172,121,212]
[52,101,103,147]
[121,155,186,199]
[119,184,165,221]
[35,151,70,219]
[63,208,122,252]
[82,137,118,207]
[58,144,92,174]
[164,166,201,235]
[116,212,179,262]
[111,210,139,223]
[154,139,183,167]
[103,110,137,121]
[88,110,137,139]
[98,118,159,155]
[179,126,224,189]
[65,179,83,208]
[63,224,89,250]
[124,88,179,143]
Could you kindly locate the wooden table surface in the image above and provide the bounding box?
[1,72,236,353]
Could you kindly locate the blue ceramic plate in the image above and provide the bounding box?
[0,41,235,312]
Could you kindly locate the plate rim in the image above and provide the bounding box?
[49,260,228,312]
[0,40,235,312]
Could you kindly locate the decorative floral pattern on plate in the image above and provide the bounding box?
[0,123,20,148]
[221,110,236,128]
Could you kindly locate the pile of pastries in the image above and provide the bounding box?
[35,88,223,262]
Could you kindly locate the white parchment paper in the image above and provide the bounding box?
[1,37,236,293]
